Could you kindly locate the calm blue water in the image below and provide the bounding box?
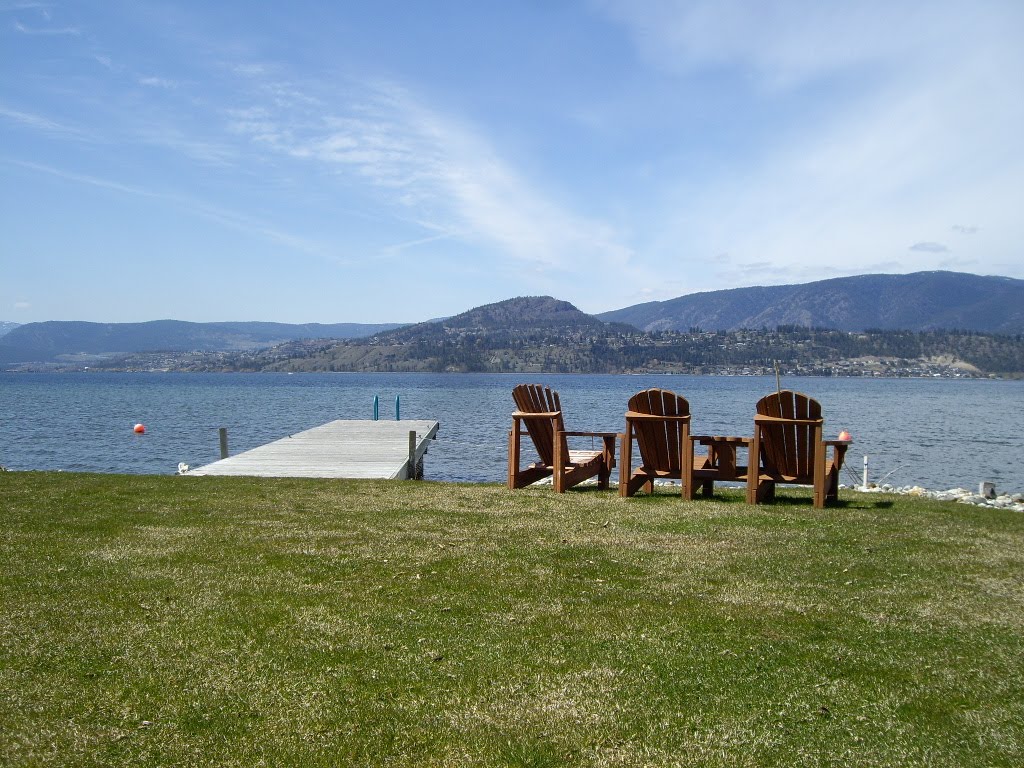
[1,372,1022,493]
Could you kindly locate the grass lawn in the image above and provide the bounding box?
[1,472,1022,767]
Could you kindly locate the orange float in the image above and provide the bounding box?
[134,423,146,434]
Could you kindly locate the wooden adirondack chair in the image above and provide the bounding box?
[620,388,748,498]
[508,384,617,492]
[746,389,851,508]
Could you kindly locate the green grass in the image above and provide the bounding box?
[2,473,1023,767]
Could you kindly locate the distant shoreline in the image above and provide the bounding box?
[3,367,1021,380]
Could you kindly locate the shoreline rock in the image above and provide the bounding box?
[842,483,1024,512]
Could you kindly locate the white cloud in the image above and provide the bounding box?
[596,0,1024,294]
[594,0,987,91]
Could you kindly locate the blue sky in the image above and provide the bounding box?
[2,0,1022,324]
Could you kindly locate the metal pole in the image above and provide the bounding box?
[373,395,379,421]
[862,455,869,490]
[395,394,401,421]
[219,427,229,459]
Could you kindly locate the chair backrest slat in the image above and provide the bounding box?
[628,388,689,473]
[512,383,566,466]
[755,390,822,479]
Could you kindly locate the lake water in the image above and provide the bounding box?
[1,372,1022,494]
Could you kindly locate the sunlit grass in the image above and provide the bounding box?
[2,473,1022,766]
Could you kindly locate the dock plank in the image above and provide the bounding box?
[188,420,440,479]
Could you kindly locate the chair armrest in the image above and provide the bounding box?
[624,411,691,422]
[823,439,853,447]
[561,431,619,438]
[512,411,560,419]
[754,415,823,426]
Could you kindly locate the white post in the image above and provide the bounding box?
[862,455,869,491]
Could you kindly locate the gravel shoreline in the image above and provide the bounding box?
[535,476,1024,512]
[844,483,1024,512]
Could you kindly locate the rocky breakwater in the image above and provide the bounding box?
[851,483,1024,513]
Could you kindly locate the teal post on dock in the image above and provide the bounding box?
[395,394,401,421]
[373,395,379,421]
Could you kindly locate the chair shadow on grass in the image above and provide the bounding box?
[745,493,893,511]
[578,482,889,510]
[617,482,751,505]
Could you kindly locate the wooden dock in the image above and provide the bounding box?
[187,420,440,480]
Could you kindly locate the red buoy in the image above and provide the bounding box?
[134,423,146,434]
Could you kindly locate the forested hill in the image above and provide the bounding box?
[597,271,1024,333]
[381,296,633,342]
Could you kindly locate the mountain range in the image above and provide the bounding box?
[598,271,1024,333]
[245,292,1022,376]
[0,320,401,364]
[2,271,1021,366]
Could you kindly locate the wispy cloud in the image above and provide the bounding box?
[227,76,635,276]
[910,242,950,253]
[13,20,79,35]
[0,104,80,136]
[7,159,324,255]
[952,224,979,235]
[137,76,178,89]
[136,125,236,166]
[232,63,268,77]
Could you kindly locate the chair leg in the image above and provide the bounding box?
[813,440,827,508]
[598,435,616,490]
[619,426,634,497]
[507,427,519,490]
[552,432,565,493]
[746,430,762,505]
[681,422,693,499]
[746,476,758,505]
[749,479,774,504]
